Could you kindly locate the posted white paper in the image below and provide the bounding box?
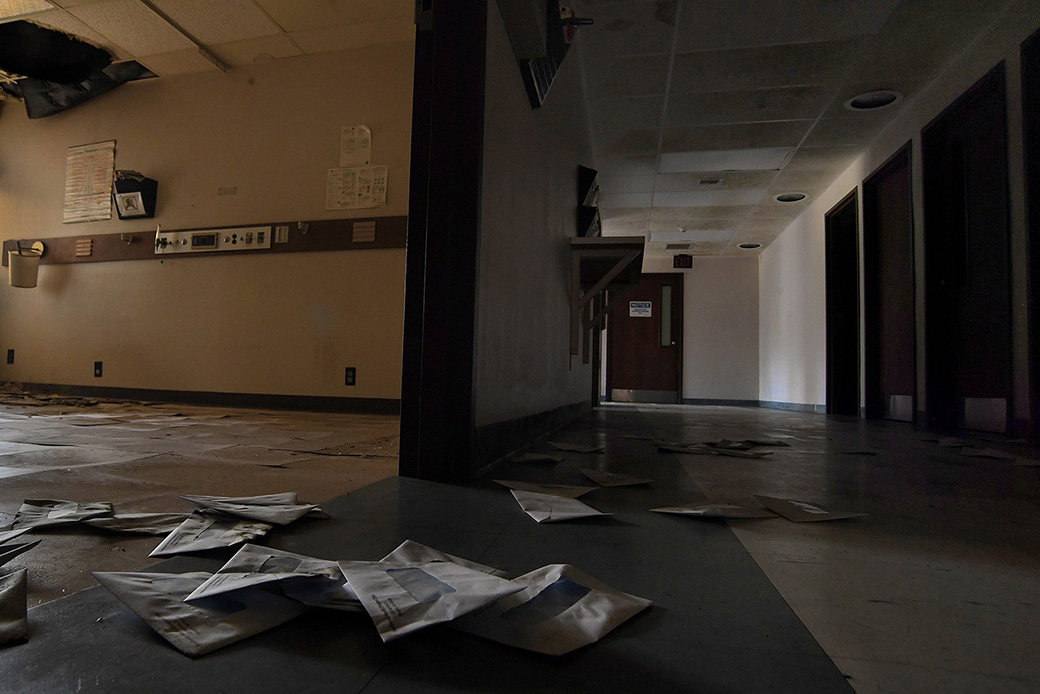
[0,568,28,645]
[94,571,308,657]
[180,492,319,525]
[325,165,388,210]
[494,480,597,499]
[337,559,523,642]
[340,125,372,167]
[12,499,113,529]
[510,490,611,523]
[64,140,115,223]
[150,512,272,557]
[452,564,651,655]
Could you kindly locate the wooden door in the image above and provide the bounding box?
[826,190,861,417]
[864,144,916,422]
[606,273,683,403]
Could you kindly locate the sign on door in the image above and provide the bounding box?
[629,301,652,317]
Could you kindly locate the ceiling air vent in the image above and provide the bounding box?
[666,243,692,250]
[699,178,722,186]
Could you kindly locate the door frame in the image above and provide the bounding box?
[605,272,684,403]
[825,189,861,417]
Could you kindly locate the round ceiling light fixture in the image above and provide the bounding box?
[845,89,903,111]
[737,242,762,250]
[774,192,807,203]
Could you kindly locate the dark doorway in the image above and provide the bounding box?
[825,190,860,417]
[922,63,1011,433]
[1024,27,1040,441]
[606,273,683,404]
[863,143,916,422]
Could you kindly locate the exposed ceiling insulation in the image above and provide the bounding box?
[572,0,1029,256]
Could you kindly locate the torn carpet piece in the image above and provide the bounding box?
[452,564,651,655]
[337,559,523,643]
[184,544,358,611]
[93,571,308,657]
[0,568,27,646]
[510,490,611,523]
[11,499,113,529]
[179,492,320,525]
[150,512,271,557]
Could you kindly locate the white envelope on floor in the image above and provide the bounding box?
[381,540,507,577]
[0,568,27,646]
[510,489,611,523]
[150,512,272,557]
[337,559,523,642]
[452,564,651,655]
[94,571,309,657]
[180,492,320,525]
[184,544,359,610]
[11,499,113,528]
[83,512,191,535]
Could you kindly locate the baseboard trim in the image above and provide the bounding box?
[3,382,401,415]
[757,400,827,414]
[682,398,760,407]
[472,400,592,478]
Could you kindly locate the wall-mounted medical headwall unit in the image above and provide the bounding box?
[1,216,405,268]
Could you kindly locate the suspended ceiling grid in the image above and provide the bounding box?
[573,0,1030,256]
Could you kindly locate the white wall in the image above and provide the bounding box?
[474,1,595,426]
[0,43,414,400]
[759,1,1040,413]
[643,256,759,401]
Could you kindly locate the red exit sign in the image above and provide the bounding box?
[673,254,693,268]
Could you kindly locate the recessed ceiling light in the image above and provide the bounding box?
[737,243,762,250]
[845,90,903,111]
[774,192,807,203]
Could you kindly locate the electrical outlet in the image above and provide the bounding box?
[94,361,103,377]
[345,367,356,386]
[6,350,13,365]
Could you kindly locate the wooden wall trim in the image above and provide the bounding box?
[1,216,407,266]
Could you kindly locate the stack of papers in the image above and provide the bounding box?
[180,493,321,525]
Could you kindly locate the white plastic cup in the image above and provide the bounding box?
[8,248,42,288]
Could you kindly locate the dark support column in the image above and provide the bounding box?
[400,1,487,481]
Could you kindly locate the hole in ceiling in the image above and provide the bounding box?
[774,192,807,203]
[738,243,762,250]
[845,90,903,111]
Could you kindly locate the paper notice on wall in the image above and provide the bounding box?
[64,141,115,223]
[326,165,388,210]
[340,125,371,167]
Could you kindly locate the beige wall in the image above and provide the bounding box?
[0,43,414,399]
[474,1,596,427]
[759,1,1040,413]
[642,257,760,401]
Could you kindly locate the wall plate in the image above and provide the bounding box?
[155,226,271,255]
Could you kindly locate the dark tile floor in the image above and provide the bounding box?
[3,402,1040,693]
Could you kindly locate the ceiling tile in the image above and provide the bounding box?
[593,128,659,156]
[593,154,658,176]
[673,0,903,52]
[650,205,755,222]
[662,121,812,152]
[649,229,734,243]
[136,47,217,75]
[0,0,54,20]
[599,192,654,208]
[589,95,663,134]
[601,219,651,235]
[254,0,412,32]
[148,0,280,45]
[783,145,861,173]
[666,85,838,127]
[768,170,838,194]
[26,8,130,58]
[659,147,794,172]
[289,17,414,54]
[650,217,741,232]
[653,189,766,207]
[583,53,670,98]
[573,0,676,59]
[598,174,655,195]
[68,0,193,55]
[671,39,862,94]
[654,171,777,192]
[801,117,884,147]
[600,207,651,224]
[214,33,303,67]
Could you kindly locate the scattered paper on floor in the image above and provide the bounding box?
[0,568,27,645]
[510,489,611,523]
[150,512,272,557]
[381,540,506,577]
[11,499,113,529]
[580,469,653,487]
[452,564,651,655]
[494,480,597,499]
[184,544,358,610]
[83,513,191,535]
[651,503,776,519]
[93,571,309,657]
[754,495,866,522]
[0,528,31,545]
[180,492,320,525]
[0,540,41,568]
[337,559,523,642]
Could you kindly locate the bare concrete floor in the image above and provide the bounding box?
[0,398,398,607]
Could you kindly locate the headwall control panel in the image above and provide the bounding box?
[154,226,271,255]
